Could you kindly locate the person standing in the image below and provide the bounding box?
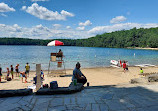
[123,61,127,73]
[41,70,44,78]
[25,63,30,77]
[15,64,19,77]
[0,67,2,83]
[72,62,87,85]
[10,65,14,79]
[118,60,122,67]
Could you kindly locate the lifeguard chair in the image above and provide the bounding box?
[48,53,66,77]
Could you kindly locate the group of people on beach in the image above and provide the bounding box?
[121,60,144,74]
[0,63,30,83]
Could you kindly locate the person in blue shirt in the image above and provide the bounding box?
[41,70,44,78]
[72,62,87,85]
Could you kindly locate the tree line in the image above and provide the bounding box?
[0,27,158,48]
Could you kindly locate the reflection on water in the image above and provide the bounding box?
[0,45,158,71]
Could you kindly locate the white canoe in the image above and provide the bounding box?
[110,60,119,66]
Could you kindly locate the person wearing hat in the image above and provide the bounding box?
[72,62,87,85]
[25,63,30,77]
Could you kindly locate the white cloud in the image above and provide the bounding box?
[66,26,71,29]
[88,23,158,34]
[61,10,74,17]
[76,26,85,31]
[21,3,74,21]
[79,20,92,26]
[0,24,93,39]
[31,0,49,2]
[0,24,22,33]
[1,22,158,39]
[1,13,7,17]
[0,3,15,12]
[110,16,127,24]
[34,24,50,32]
[53,24,62,29]
[21,6,26,10]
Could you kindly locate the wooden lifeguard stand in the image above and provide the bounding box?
[48,53,66,77]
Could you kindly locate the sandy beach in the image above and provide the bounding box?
[0,66,158,90]
[128,47,158,50]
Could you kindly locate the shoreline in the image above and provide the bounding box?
[127,47,158,50]
[1,65,158,73]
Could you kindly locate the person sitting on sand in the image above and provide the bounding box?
[72,62,87,85]
[10,65,14,79]
[20,71,27,83]
[140,68,143,73]
[123,61,127,73]
[15,64,19,77]
[0,67,2,83]
[7,67,10,80]
[25,63,30,77]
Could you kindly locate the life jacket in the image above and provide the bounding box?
[123,63,126,68]
[119,60,122,67]
[25,64,30,70]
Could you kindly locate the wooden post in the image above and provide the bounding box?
[36,64,41,91]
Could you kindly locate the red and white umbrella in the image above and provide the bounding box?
[47,40,64,46]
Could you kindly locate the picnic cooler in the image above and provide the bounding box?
[50,81,58,89]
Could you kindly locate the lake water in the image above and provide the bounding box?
[0,45,158,71]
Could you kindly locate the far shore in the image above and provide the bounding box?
[0,66,158,90]
[127,47,158,50]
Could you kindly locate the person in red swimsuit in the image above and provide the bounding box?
[123,61,126,73]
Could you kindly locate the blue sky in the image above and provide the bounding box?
[0,0,158,39]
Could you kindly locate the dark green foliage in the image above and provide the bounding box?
[0,38,50,45]
[0,27,158,48]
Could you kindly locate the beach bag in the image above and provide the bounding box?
[43,84,49,88]
[126,67,128,70]
[50,81,58,89]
